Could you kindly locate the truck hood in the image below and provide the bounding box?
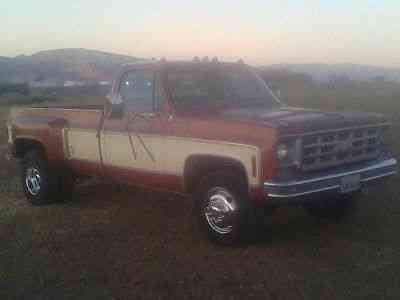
[221,106,388,135]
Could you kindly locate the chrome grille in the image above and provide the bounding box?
[301,125,385,171]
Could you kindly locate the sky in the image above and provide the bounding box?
[1,0,399,67]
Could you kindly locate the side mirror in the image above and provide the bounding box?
[110,103,125,118]
[106,93,125,118]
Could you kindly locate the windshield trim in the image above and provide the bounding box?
[248,67,282,106]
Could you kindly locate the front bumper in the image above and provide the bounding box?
[264,155,397,201]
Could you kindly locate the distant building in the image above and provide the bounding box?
[371,76,385,82]
[30,79,63,88]
[329,74,350,84]
[63,80,85,87]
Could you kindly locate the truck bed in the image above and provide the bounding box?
[11,105,103,138]
[11,104,103,120]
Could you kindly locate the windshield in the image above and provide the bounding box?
[165,65,280,112]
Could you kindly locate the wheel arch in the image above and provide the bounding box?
[14,138,47,160]
[183,154,249,194]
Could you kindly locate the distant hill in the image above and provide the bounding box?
[2,49,400,85]
[0,48,144,84]
[0,56,11,62]
[263,63,400,83]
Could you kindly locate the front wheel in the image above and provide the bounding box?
[194,171,255,245]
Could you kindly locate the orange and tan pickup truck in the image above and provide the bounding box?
[6,60,397,243]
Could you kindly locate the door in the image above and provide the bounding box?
[101,68,166,186]
[63,110,103,176]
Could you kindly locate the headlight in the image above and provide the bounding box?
[276,144,289,160]
[276,138,301,167]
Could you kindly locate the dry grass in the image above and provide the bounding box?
[0,106,10,145]
[1,81,400,299]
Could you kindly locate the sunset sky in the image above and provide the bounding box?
[1,0,399,67]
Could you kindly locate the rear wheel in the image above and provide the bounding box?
[21,150,55,205]
[194,171,255,245]
[304,193,358,221]
[21,150,74,205]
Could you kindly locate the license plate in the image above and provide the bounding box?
[340,174,361,194]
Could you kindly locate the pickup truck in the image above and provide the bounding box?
[6,60,397,244]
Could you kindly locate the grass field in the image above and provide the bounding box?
[0,106,10,145]
[1,81,400,299]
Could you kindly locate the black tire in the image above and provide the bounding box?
[304,193,358,221]
[20,149,56,205]
[194,170,255,245]
[20,149,74,205]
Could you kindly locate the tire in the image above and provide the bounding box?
[20,149,73,205]
[304,193,358,221]
[194,170,255,245]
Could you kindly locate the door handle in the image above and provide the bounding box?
[128,111,155,121]
[139,112,155,119]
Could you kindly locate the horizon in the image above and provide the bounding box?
[2,47,400,70]
[1,1,400,68]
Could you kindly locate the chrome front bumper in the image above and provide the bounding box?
[264,156,397,200]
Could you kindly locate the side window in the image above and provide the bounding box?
[119,70,154,112]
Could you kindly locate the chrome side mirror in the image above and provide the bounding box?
[106,93,125,118]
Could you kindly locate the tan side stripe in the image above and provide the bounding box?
[65,128,261,186]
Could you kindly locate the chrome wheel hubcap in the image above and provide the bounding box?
[204,187,238,234]
[25,167,41,196]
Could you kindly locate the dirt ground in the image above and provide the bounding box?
[1,142,400,300]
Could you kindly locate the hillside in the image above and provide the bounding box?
[2,49,400,85]
[265,63,400,83]
[0,56,11,62]
[0,48,143,84]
